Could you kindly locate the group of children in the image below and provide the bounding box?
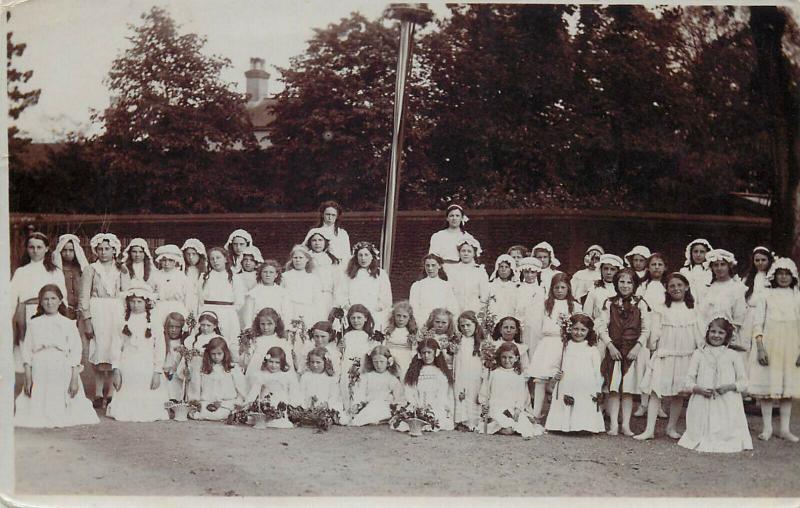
[10,202,800,453]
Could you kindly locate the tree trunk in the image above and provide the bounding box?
[749,6,800,258]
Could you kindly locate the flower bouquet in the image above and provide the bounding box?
[479,339,496,370]
[389,402,439,436]
[184,312,197,339]
[288,317,308,349]
[347,358,361,402]
[237,327,257,368]
[286,396,340,432]
[445,333,461,355]
[165,345,204,421]
[477,296,498,338]
[371,330,386,344]
[225,393,287,428]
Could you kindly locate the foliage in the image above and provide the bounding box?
[286,397,340,431]
[388,402,439,430]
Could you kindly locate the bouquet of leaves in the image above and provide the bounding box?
[288,317,308,349]
[479,338,497,370]
[477,295,498,339]
[238,327,257,366]
[225,393,287,425]
[172,345,203,403]
[347,358,361,401]
[286,396,340,431]
[371,330,386,344]
[445,333,461,355]
[388,402,439,431]
[184,312,197,339]
[165,399,201,412]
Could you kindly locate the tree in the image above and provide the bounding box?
[267,13,434,211]
[7,11,41,172]
[90,6,259,212]
[749,6,800,257]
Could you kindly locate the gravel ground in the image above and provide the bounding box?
[12,402,800,498]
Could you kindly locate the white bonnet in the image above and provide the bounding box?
[684,238,712,267]
[531,241,560,268]
[598,254,624,269]
[90,233,122,255]
[624,245,651,265]
[225,229,253,251]
[181,238,206,257]
[767,257,798,282]
[53,234,89,270]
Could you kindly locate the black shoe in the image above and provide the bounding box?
[92,397,104,409]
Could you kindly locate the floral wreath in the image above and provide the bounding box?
[352,241,381,261]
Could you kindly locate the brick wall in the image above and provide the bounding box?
[10,209,771,300]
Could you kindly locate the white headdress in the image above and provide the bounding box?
[53,234,89,270]
[89,233,122,255]
[224,229,253,251]
[303,227,333,246]
[518,257,544,272]
[684,238,712,268]
[766,257,798,282]
[457,235,483,258]
[531,241,560,268]
[121,238,155,264]
[124,280,156,301]
[490,254,518,281]
[704,248,737,269]
[624,245,652,266]
[155,244,184,270]
[180,238,207,257]
[598,254,624,269]
[242,245,264,264]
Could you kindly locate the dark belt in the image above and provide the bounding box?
[204,300,234,305]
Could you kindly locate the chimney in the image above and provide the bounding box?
[245,57,270,104]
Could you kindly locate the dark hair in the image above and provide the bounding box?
[346,243,381,279]
[744,248,774,300]
[182,247,208,275]
[385,301,418,335]
[457,311,486,356]
[709,259,736,284]
[306,347,336,377]
[595,261,621,288]
[494,341,522,374]
[124,242,153,282]
[363,345,401,378]
[92,237,128,274]
[705,318,734,346]
[507,245,528,257]
[424,308,455,337]
[492,316,522,343]
[310,320,334,335]
[122,294,153,338]
[346,304,375,335]
[639,252,668,285]
[445,204,466,232]
[769,268,799,289]
[252,307,286,338]
[664,272,695,308]
[254,259,283,285]
[404,338,453,386]
[194,312,222,343]
[262,346,290,372]
[613,267,641,297]
[317,200,343,235]
[566,314,598,347]
[31,284,68,319]
[419,253,448,281]
[544,272,577,317]
[201,337,233,374]
[305,232,340,265]
[203,246,234,284]
[687,241,710,268]
[21,232,58,272]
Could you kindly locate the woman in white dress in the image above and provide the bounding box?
[428,204,481,279]
[224,228,254,274]
[447,238,489,314]
[337,242,392,329]
[121,238,156,290]
[243,260,290,326]
[699,249,748,353]
[488,254,519,320]
[305,201,352,265]
[679,238,713,302]
[181,238,207,317]
[199,246,241,360]
[741,246,773,354]
[409,253,460,326]
[304,227,344,319]
[281,244,323,325]
[151,244,192,325]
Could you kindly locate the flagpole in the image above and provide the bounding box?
[380,4,433,274]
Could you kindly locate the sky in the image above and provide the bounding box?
[8,0,449,142]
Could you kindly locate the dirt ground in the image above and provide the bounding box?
[12,400,800,498]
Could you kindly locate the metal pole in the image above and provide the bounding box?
[380,4,433,274]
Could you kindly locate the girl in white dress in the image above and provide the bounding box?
[305,200,352,264]
[492,316,529,374]
[243,260,290,326]
[184,311,223,401]
[337,242,392,328]
[234,246,262,327]
[296,321,342,377]
[11,232,67,373]
[479,342,538,438]
[531,242,563,295]
[583,254,624,361]
[305,227,344,318]
[635,273,704,440]
[299,347,345,420]
[162,312,187,402]
[396,338,455,432]
[340,304,378,409]
[679,238,713,302]
[384,301,419,378]
[597,268,651,436]
[572,245,604,304]
[545,314,605,434]
[453,311,486,431]
[530,273,581,420]
[741,247,773,356]
[750,257,800,442]
[151,244,191,325]
[180,238,207,317]
[242,308,294,387]
[200,247,241,361]
[189,337,247,421]
[15,284,99,428]
[282,244,323,325]
[80,233,130,408]
[488,254,519,320]
[678,317,752,453]
[409,254,460,325]
[349,345,404,426]
[700,249,748,352]
[633,252,668,418]
[107,284,169,422]
[447,239,489,314]
[121,238,156,290]
[428,204,481,278]
[514,257,546,349]
[245,346,301,428]
[224,228,253,274]
[422,308,458,371]
[625,245,652,281]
